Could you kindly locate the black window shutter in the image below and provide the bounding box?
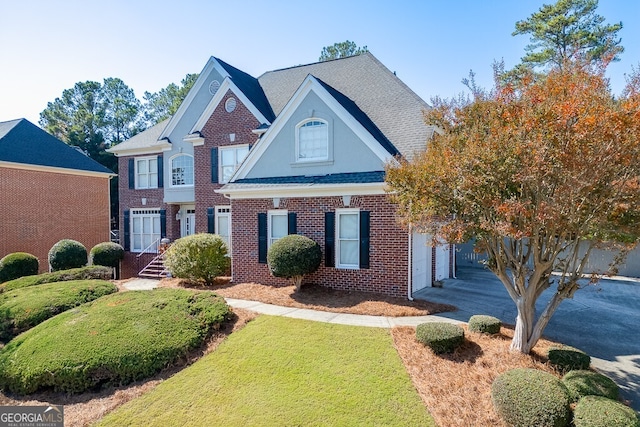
[258,213,267,263]
[288,212,297,234]
[207,207,215,233]
[324,212,335,267]
[123,210,130,251]
[359,211,370,269]
[211,148,219,183]
[128,159,135,189]
[157,155,164,188]
[160,209,167,239]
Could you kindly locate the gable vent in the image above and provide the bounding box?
[208,80,221,95]
[225,97,237,113]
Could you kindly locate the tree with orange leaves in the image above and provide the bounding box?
[386,60,640,354]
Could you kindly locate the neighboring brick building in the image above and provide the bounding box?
[109,53,453,298]
[0,119,114,272]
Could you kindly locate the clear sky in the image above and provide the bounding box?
[1,0,638,126]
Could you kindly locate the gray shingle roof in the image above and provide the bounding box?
[258,53,433,160]
[233,171,385,185]
[0,119,113,174]
[107,118,170,153]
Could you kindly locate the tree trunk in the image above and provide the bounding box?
[510,298,536,353]
[292,276,303,291]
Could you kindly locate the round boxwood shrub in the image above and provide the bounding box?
[468,314,501,334]
[164,234,229,285]
[573,395,639,427]
[562,370,620,402]
[0,252,39,283]
[0,288,231,394]
[491,368,572,427]
[415,322,465,354]
[90,242,125,267]
[48,239,88,271]
[267,234,322,290]
[548,345,591,372]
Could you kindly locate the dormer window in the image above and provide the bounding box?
[296,119,328,162]
[171,154,194,186]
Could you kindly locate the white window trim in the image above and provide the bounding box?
[336,208,360,270]
[218,144,250,184]
[267,209,288,248]
[170,154,194,187]
[135,156,158,189]
[295,118,329,163]
[215,206,232,251]
[130,208,162,253]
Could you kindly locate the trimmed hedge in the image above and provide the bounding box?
[573,395,639,427]
[267,234,322,290]
[0,288,231,394]
[90,242,125,268]
[548,345,591,372]
[0,280,117,341]
[0,253,39,283]
[164,234,230,285]
[48,239,87,271]
[415,322,465,354]
[468,315,501,334]
[491,368,572,427]
[0,266,113,293]
[562,370,619,402]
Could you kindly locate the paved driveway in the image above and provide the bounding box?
[414,267,640,412]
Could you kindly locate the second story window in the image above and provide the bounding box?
[219,145,249,184]
[135,157,158,189]
[296,119,328,162]
[171,154,194,186]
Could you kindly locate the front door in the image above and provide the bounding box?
[180,207,196,237]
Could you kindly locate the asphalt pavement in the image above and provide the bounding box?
[414,267,640,411]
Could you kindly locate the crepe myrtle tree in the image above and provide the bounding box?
[386,59,640,354]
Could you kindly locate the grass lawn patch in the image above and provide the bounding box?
[98,315,435,427]
[0,288,230,394]
[0,279,117,341]
[0,266,113,292]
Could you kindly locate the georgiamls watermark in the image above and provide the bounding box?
[0,406,63,427]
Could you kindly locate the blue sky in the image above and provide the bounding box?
[1,0,638,125]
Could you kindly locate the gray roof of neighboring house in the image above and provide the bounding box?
[0,118,113,175]
[258,52,434,160]
[107,118,170,153]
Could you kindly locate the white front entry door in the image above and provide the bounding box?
[180,207,196,237]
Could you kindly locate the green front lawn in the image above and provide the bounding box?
[98,315,434,426]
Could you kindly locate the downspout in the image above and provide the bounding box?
[452,243,457,279]
[407,225,414,301]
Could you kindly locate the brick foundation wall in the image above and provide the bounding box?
[0,167,111,272]
[231,194,409,298]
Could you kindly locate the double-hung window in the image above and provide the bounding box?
[219,145,249,184]
[296,119,328,162]
[135,157,158,189]
[268,210,288,247]
[171,154,194,186]
[336,209,360,269]
[131,209,161,252]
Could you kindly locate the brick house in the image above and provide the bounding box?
[109,53,453,297]
[0,118,115,271]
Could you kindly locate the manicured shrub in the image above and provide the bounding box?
[0,288,231,394]
[0,280,117,341]
[0,266,112,293]
[267,234,322,290]
[90,242,125,267]
[548,345,591,372]
[468,314,501,334]
[0,253,39,283]
[573,395,639,427]
[164,234,230,285]
[48,239,87,271]
[562,370,619,402]
[491,368,571,427]
[415,322,465,354]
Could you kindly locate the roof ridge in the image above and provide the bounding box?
[258,52,374,78]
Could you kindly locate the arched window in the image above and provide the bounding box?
[171,154,194,186]
[296,119,328,162]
